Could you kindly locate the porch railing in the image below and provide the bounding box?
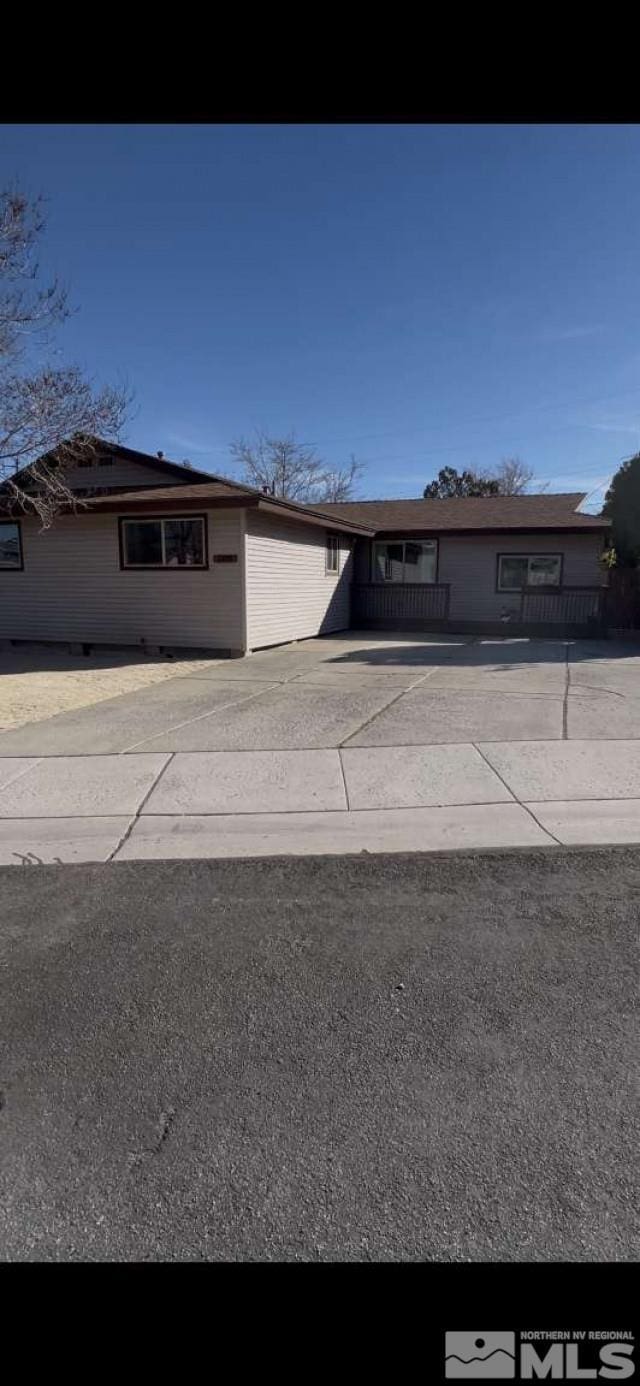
[352,582,451,624]
[520,586,606,628]
[352,582,608,631]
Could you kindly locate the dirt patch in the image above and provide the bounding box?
[0,645,224,732]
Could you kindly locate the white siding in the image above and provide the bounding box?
[0,510,245,650]
[439,532,605,623]
[62,457,188,492]
[245,511,352,649]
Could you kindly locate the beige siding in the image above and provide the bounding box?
[1,510,245,650]
[439,532,605,623]
[245,511,352,649]
[355,531,605,624]
[62,457,188,492]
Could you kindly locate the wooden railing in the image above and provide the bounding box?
[352,582,607,632]
[520,586,606,629]
[352,582,451,625]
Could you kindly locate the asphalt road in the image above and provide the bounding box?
[0,848,638,1262]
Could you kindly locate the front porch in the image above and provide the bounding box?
[351,582,608,637]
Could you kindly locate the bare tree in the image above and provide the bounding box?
[0,187,130,526]
[491,456,535,495]
[319,454,363,503]
[230,431,363,504]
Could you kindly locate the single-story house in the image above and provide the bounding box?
[0,440,610,653]
[319,492,610,637]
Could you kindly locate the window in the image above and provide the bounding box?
[497,553,562,591]
[326,533,340,574]
[120,516,207,569]
[373,538,437,584]
[0,521,23,570]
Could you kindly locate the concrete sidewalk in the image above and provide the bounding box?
[1,739,640,862]
[1,632,640,862]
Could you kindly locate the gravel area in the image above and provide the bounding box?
[0,645,223,732]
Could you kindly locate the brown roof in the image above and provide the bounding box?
[82,478,376,535]
[312,492,610,534]
[90,479,253,505]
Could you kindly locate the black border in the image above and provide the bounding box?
[496,550,564,593]
[0,518,24,572]
[118,514,209,571]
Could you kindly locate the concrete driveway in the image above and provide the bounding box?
[0,631,639,861]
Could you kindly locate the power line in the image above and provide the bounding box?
[290,385,640,451]
[321,421,636,474]
[196,382,640,461]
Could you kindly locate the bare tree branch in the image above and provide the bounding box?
[0,186,131,526]
[490,456,536,495]
[320,453,364,503]
[230,431,363,504]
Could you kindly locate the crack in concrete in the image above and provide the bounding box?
[337,666,439,748]
[120,683,280,754]
[107,754,175,860]
[337,750,351,810]
[570,683,627,700]
[0,757,45,794]
[562,647,570,740]
[471,741,565,847]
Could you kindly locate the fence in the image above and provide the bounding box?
[603,568,640,630]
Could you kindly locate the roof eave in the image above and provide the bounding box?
[0,489,376,535]
[369,521,611,537]
[255,497,375,536]
[83,493,260,515]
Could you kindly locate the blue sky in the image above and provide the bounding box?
[3,124,640,506]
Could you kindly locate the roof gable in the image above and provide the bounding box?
[3,437,215,496]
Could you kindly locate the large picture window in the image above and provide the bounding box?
[373,538,437,584]
[0,521,23,570]
[497,553,562,592]
[120,516,207,569]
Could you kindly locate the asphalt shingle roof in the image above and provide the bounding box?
[312,492,609,532]
[84,479,375,534]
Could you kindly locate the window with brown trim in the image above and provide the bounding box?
[0,520,23,570]
[497,552,562,592]
[120,515,208,569]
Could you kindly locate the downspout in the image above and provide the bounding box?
[239,508,249,655]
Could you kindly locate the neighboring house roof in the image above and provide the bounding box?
[312,492,610,534]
